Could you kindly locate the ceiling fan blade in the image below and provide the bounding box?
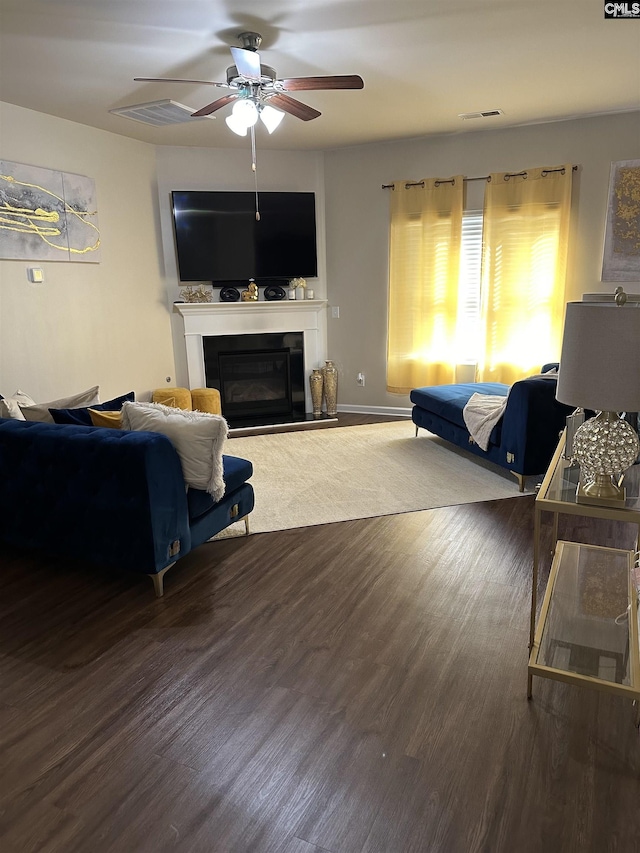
[191,94,239,117]
[230,46,262,80]
[267,93,321,121]
[278,75,364,91]
[134,77,229,88]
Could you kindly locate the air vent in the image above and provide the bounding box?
[458,109,505,120]
[109,100,213,126]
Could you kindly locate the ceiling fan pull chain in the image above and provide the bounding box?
[250,124,260,220]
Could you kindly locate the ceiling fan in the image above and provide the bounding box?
[134,31,364,128]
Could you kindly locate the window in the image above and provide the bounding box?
[455,210,483,366]
[387,165,573,388]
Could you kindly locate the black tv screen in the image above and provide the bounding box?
[171,190,318,283]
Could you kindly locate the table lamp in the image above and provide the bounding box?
[556,289,640,507]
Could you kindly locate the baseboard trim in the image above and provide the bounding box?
[337,404,412,418]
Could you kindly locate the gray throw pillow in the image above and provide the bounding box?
[20,386,100,423]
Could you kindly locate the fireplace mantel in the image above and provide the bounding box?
[173,300,329,404]
[174,300,328,320]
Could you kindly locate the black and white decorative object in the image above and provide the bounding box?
[220,287,241,302]
[264,285,286,301]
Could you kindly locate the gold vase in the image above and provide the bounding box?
[309,369,324,417]
[322,360,338,417]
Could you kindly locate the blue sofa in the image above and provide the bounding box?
[410,364,573,489]
[0,418,255,595]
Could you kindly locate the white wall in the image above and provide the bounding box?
[323,111,640,412]
[3,104,638,413]
[154,144,326,386]
[0,102,175,403]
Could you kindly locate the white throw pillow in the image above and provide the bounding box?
[19,386,101,423]
[0,390,37,420]
[120,401,228,501]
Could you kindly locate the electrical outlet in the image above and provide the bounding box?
[357,372,365,386]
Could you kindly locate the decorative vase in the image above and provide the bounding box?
[309,369,324,418]
[322,360,338,417]
[288,288,296,300]
[264,284,286,301]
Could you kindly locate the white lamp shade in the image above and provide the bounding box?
[259,105,285,133]
[231,98,258,127]
[556,301,640,412]
[225,114,248,136]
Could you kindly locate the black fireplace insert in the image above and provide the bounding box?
[203,332,305,427]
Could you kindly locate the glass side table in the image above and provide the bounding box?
[528,431,640,709]
[528,540,639,725]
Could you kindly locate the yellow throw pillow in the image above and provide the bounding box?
[88,408,122,428]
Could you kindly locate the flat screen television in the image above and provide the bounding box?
[171,190,318,283]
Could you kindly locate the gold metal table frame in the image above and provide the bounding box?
[528,431,640,722]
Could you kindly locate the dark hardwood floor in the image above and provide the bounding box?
[1,416,639,852]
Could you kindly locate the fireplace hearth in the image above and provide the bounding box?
[203,332,306,427]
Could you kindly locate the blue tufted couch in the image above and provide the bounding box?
[410,364,573,490]
[0,418,254,595]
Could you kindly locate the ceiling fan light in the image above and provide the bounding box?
[225,114,248,136]
[259,105,285,133]
[231,98,259,127]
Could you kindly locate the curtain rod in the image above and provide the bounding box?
[381,165,578,189]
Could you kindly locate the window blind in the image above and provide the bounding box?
[456,210,483,365]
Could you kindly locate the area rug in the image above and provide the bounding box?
[219,421,531,536]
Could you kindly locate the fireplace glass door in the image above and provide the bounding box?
[219,348,292,420]
[203,331,305,426]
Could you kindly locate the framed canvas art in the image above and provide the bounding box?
[601,159,640,282]
[0,160,101,262]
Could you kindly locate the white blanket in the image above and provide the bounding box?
[463,393,508,451]
[461,370,558,451]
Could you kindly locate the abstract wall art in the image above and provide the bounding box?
[0,160,101,262]
[601,159,640,282]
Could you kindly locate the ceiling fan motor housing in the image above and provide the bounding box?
[226,64,277,87]
[238,32,262,52]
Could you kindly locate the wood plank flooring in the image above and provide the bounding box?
[1,420,639,852]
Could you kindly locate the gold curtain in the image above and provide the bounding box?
[387,177,463,393]
[478,165,573,385]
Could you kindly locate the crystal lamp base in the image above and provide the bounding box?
[572,410,640,508]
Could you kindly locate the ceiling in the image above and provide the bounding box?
[1,0,639,151]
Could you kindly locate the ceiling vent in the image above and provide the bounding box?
[109,100,213,126]
[458,109,505,120]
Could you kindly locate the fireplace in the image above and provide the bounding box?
[203,332,305,427]
[173,301,328,424]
